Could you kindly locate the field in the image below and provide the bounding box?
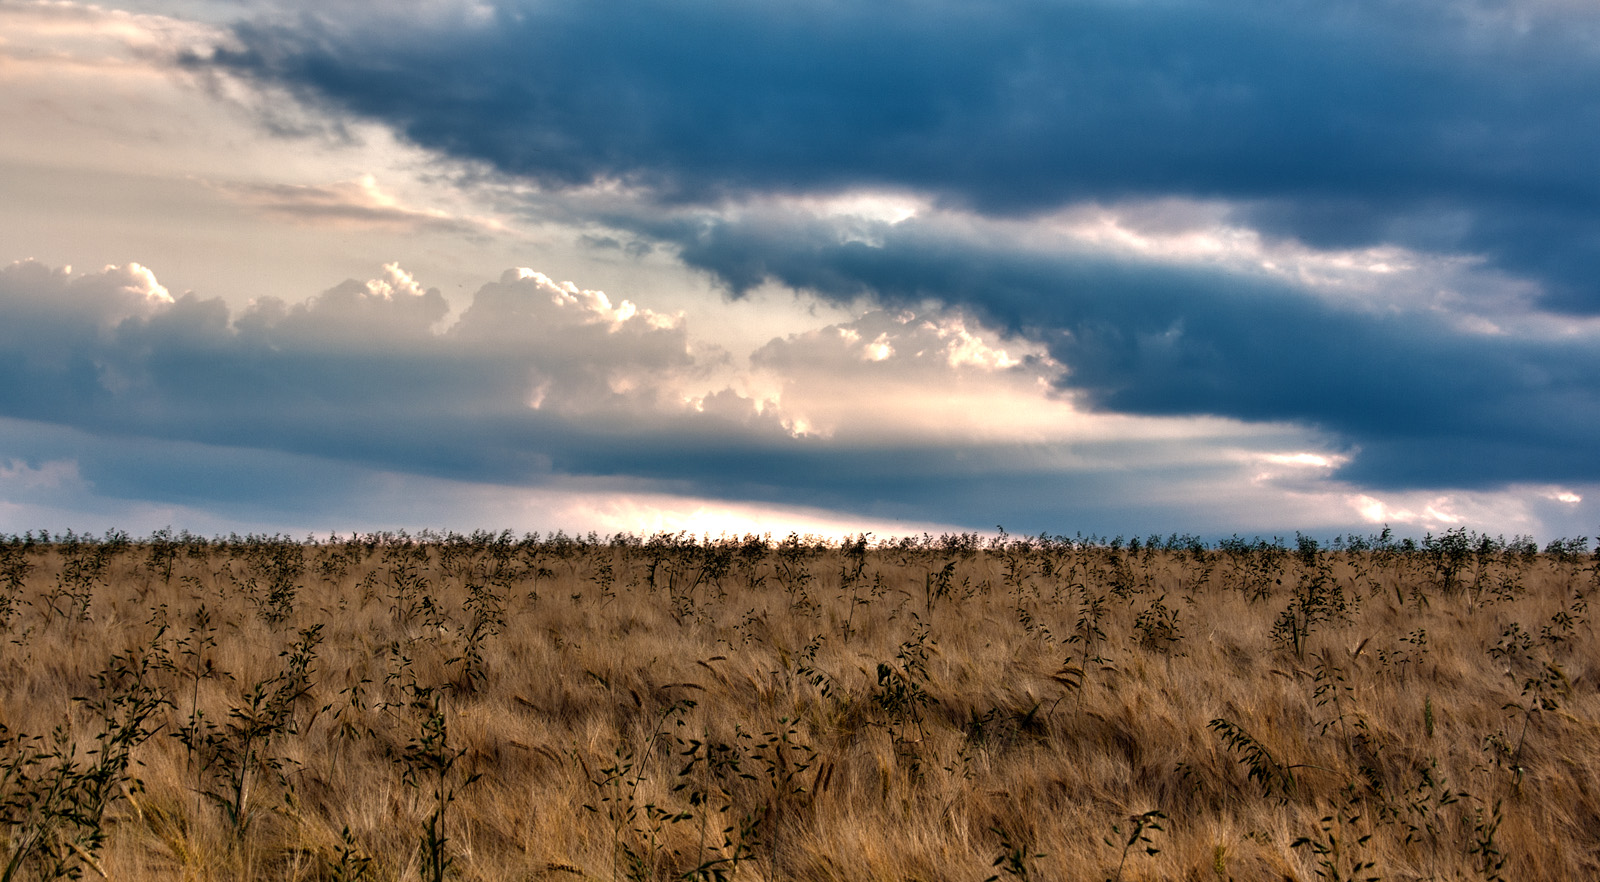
[0,528,1597,881]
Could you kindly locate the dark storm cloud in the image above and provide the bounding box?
[663,213,1600,490]
[215,0,1600,310]
[189,0,1600,505]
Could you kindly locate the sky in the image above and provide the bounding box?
[1,0,1598,541]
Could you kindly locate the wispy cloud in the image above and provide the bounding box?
[211,174,502,236]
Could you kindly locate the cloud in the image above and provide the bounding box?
[0,1,221,70]
[6,219,1595,534]
[0,415,967,539]
[213,0,1600,312]
[12,257,1499,538]
[744,308,1067,442]
[615,204,1600,493]
[0,259,718,472]
[0,457,85,497]
[211,174,500,236]
[185,0,1600,499]
[12,1,1600,539]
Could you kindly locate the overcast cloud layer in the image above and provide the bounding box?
[1,0,1597,539]
[220,0,1600,306]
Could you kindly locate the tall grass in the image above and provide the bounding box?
[0,527,1595,880]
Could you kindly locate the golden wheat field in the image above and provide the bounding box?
[0,528,1597,882]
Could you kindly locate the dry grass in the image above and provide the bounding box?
[0,529,1597,881]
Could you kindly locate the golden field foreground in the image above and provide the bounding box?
[1,529,1598,882]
